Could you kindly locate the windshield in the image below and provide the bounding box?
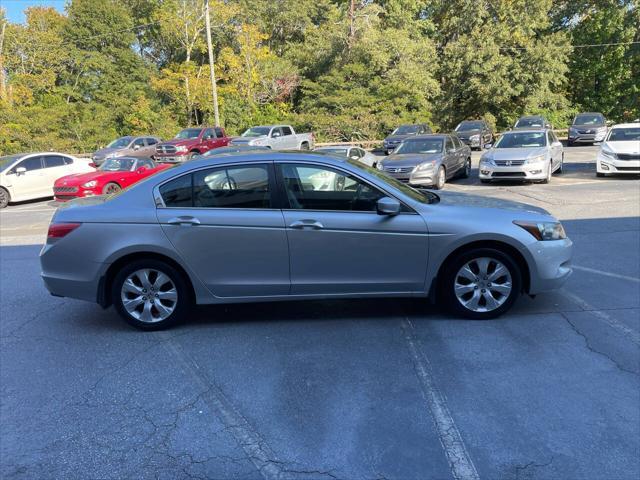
[515,118,544,128]
[495,132,546,148]
[392,125,420,135]
[608,127,640,142]
[107,137,133,148]
[242,127,271,137]
[100,157,135,171]
[456,121,483,131]
[0,154,22,173]
[316,148,348,156]
[574,114,604,125]
[175,128,202,139]
[347,160,438,204]
[395,139,443,154]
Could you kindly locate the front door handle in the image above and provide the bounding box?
[167,216,201,226]
[289,220,324,230]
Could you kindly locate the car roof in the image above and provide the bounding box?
[404,134,447,140]
[517,115,544,120]
[183,151,351,170]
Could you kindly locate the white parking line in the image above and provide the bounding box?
[157,332,283,480]
[401,319,480,480]
[0,209,55,214]
[561,290,640,346]
[572,265,640,283]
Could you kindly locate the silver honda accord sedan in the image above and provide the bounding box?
[40,152,573,330]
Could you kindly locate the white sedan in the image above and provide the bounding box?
[314,145,378,167]
[0,152,95,208]
[596,122,640,177]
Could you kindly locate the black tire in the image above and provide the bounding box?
[300,142,310,150]
[460,158,471,179]
[596,172,606,177]
[112,259,192,330]
[556,155,563,174]
[187,151,200,161]
[440,248,522,320]
[433,166,446,190]
[480,179,491,184]
[0,187,10,209]
[540,162,552,184]
[102,182,121,195]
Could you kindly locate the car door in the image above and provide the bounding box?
[451,136,466,172]
[280,126,297,149]
[277,162,429,295]
[8,156,47,199]
[270,127,284,148]
[155,162,290,297]
[548,131,562,170]
[443,137,459,177]
[200,128,217,152]
[43,155,74,193]
[213,128,227,148]
[142,138,159,157]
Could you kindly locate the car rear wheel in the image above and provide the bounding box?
[301,142,310,150]
[441,248,522,319]
[103,182,121,195]
[0,187,10,209]
[112,260,191,330]
[433,166,446,190]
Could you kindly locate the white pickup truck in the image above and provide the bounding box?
[230,125,315,150]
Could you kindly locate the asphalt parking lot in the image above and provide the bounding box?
[1,145,639,479]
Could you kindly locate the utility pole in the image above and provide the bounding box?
[0,21,6,101]
[204,0,220,127]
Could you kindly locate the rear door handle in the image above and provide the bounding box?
[289,220,324,230]
[167,216,201,226]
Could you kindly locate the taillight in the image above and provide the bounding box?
[47,223,81,239]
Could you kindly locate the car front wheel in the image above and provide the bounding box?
[112,260,191,330]
[103,182,121,195]
[441,248,522,319]
[433,166,446,189]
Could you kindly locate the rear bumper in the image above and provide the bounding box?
[526,238,573,294]
[40,241,107,303]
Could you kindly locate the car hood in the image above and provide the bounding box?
[230,136,266,145]
[55,170,117,187]
[93,147,123,159]
[456,129,481,139]
[159,139,200,147]
[381,153,441,167]
[435,190,551,216]
[484,147,547,161]
[603,141,640,154]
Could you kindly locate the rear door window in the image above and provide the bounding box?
[43,155,67,168]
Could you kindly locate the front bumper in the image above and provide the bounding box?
[153,152,189,163]
[568,130,607,143]
[479,162,549,181]
[526,238,573,294]
[460,137,481,148]
[596,153,640,175]
[382,167,435,186]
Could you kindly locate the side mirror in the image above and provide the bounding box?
[15,167,27,175]
[272,132,281,138]
[132,144,141,151]
[448,148,456,154]
[376,196,401,216]
[483,143,492,149]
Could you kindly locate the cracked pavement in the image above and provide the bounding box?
[1,145,639,479]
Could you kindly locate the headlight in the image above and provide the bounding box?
[376,162,384,170]
[416,161,436,171]
[514,220,567,241]
[175,145,188,153]
[601,146,617,159]
[526,155,545,164]
[480,156,493,166]
[82,180,97,188]
[470,134,480,141]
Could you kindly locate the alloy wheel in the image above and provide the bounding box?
[0,188,9,208]
[435,166,446,189]
[104,183,121,195]
[120,268,178,323]
[454,257,512,313]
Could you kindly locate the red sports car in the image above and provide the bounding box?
[54,156,172,201]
